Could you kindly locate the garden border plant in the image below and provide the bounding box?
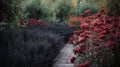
[68,8,120,67]
[0,20,73,67]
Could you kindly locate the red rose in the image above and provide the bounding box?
[78,37,86,43]
[92,19,102,26]
[73,34,78,40]
[84,31,91,34]
[84,9,91,14]
[99,9,105,14]
[81,23,89,29]
[43,21,47,26]
[96,13,101,17]
[94,27,102,32]
[84,34,91,38]
[80,44,86,51]
[106,41,116,47]
[100,30,107,34]
[74,41,80,46]
[78,62,90,67]
[73,47,82,54]
[20,20,24,25]
[70,56,76,63]
[79,14,84,17]
[69,25,75,28]
[74,30,81,34]
[93,39,99,46]
[69,38,74,41]
[37,20,42,23]
[96,51,102,56]
[80,33,85,37]
[99,34,105,39]
[117,23,120,29]
[115,32,120,38]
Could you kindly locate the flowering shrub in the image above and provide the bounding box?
[19,18,73,43]
[70,56,76,63]
[68,9,120,67]
[19,18,47,28]
[78,61,90,67]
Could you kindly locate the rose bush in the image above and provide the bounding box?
[68,9,120,67]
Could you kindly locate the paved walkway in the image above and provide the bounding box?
[52,44,74,67]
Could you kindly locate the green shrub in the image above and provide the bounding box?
[0,0,25,28]
[21,0,74,22]
[56,0,74,22]
[76,3,99,16]
[106,0,120,16]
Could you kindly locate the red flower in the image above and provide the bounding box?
[80,44,86,51]
[69,38,74,41]
[115,32,120,38]
[106,41,116,47]
[92,19,102,26]
[80,23,89,29]
[84,9,91,14]
[96,13,101,17]
[74,41,80,46]
[78,62,90,67]
[20,20,24,25]
[94,27,102,32]
[78,37,86,43]
[73,47,82,54]
[74,30,81,34]
[101,30,107,34]
[79,14,84,17]
[32,19,37,23]
[37,20,41,23]
[78,30,84,33]
[97,45,103,50]
[99,34,105,39]
[70,56,76,63]
[73,34,78,40]
[28,18,34,23]
[84,31,91,34]
[80,33,85,37]
[117,23,120,28]
[99,9,105,14]
[84,34,91,38]
[43,21,47,26]
[96,51,102,56]
[93,39,99,46]
[69,25,75,28]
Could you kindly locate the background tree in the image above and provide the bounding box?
[106,0,120,16]
[0,0,25,28]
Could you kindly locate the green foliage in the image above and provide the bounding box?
[106,0,120,16]
[0,0,75,24]
[76,1,99,16]
[56,0,74,22]
[71,21,81,31]
[0,0,25,28]
[21,0,74,22]
[0,0,24,21]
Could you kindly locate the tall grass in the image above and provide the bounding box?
[0,23,73,67]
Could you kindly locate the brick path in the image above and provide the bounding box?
[52,44,74,67]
